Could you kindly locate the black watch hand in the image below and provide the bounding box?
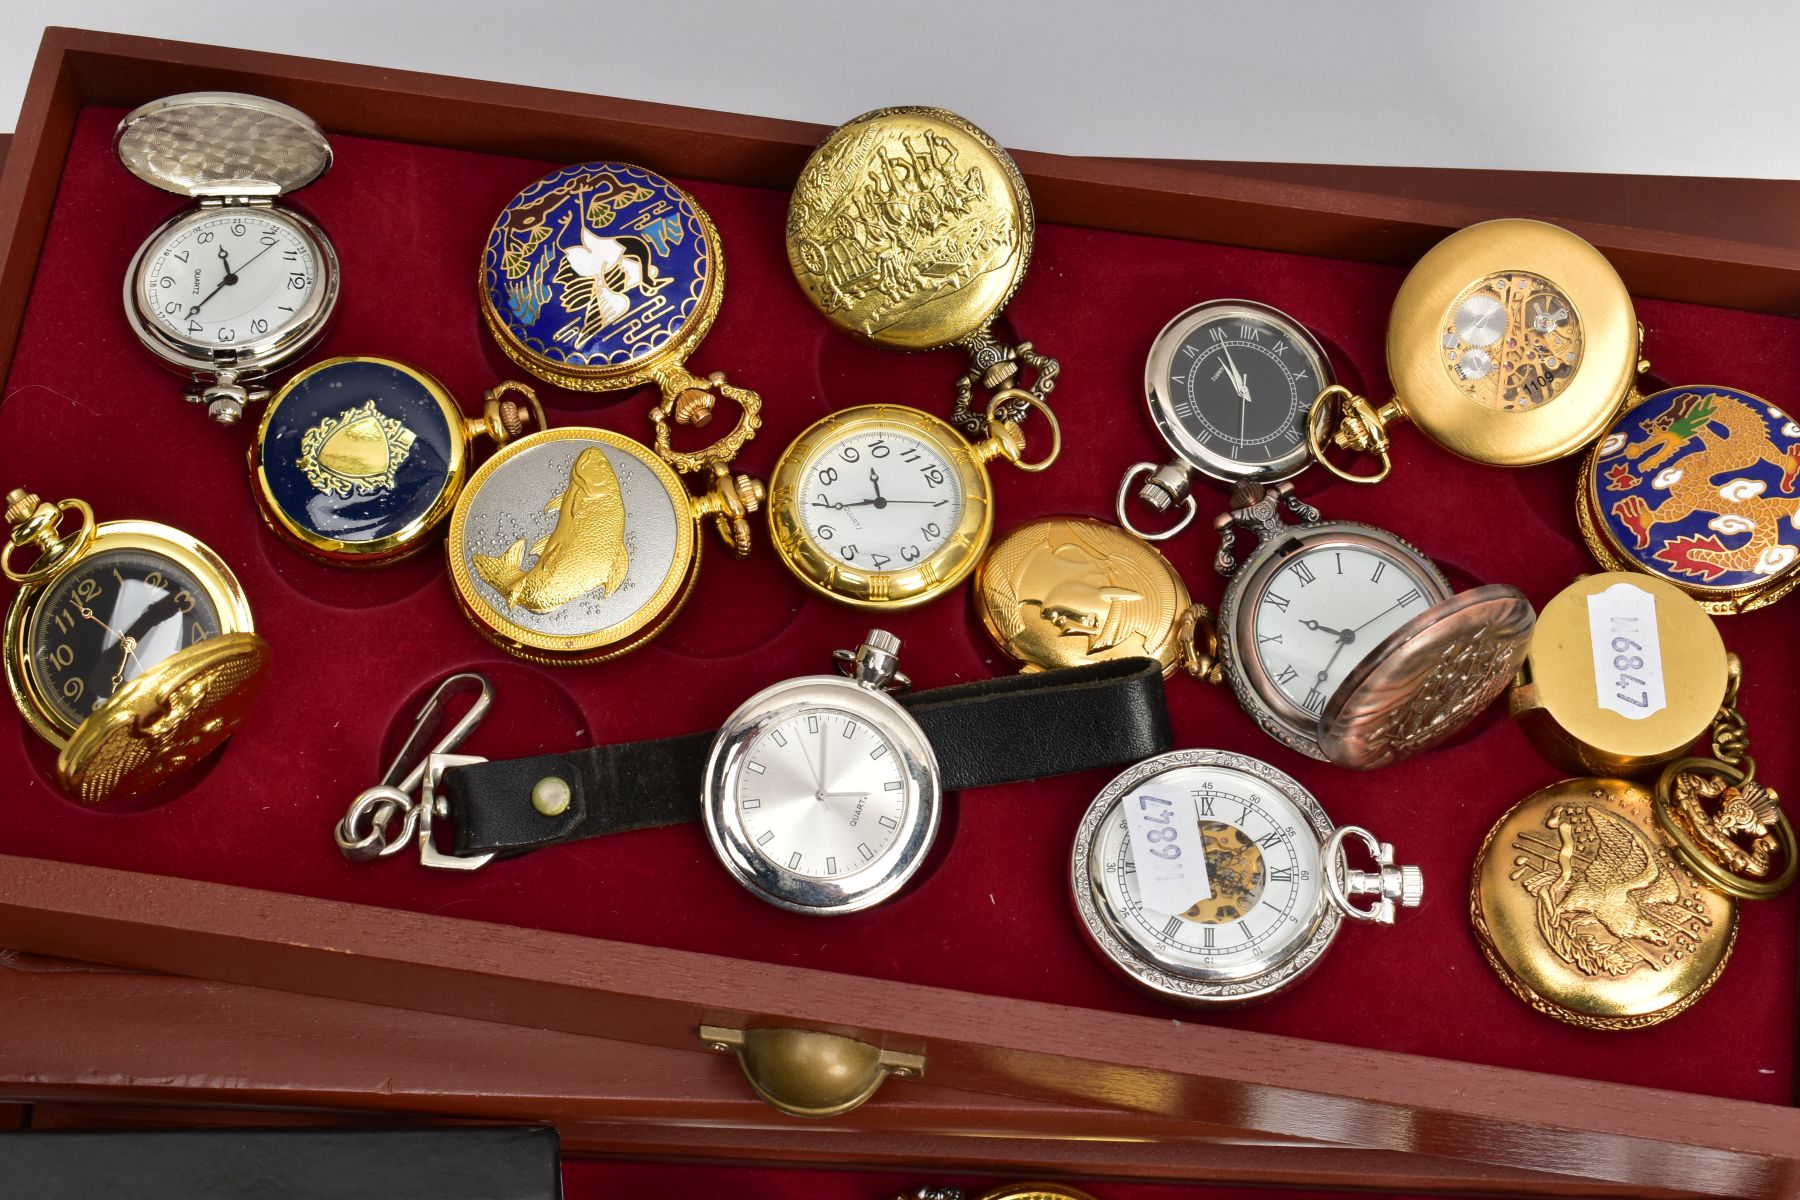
[1352,598,1409,634]
[216,243,234,277]
[187,243,281,318]
[1300,618,1346,637]
[834,498,948,508]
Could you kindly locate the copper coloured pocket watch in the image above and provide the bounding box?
[1308,219,1646,484]
[117,93,341,426]
[787,107,1057,436]
[1192,481,1534,768]
[3,488,268,806]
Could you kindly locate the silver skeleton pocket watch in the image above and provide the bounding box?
[1199,480,1534,769]
[703,631,943,915]
[1072,748,1420,1006]
[1118,299,1334,541]
[116,93,341,425]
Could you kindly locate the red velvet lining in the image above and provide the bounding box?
[2,107,1794,1107]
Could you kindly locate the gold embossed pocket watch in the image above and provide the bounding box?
[787,107,1057,435]
[1195,481,1534,768]
[117,93,341,426]
[768,397,1059,610]
[252,356,545,566]
[1072,748,1420,1006]
[445,399,764,664]
[3,488,268,806]
[1308,219,1645,484]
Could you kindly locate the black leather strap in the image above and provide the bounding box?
[440,658,1170,859]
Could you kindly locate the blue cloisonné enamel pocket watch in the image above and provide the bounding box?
[1579,385,1800,614]
[479,161,759,430]
[251,356,545,566]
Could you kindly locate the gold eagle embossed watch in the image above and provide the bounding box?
[767,398,1059,609]
[3,488,268,806]
[1308,219,1646,484]
[787,107,1057,435]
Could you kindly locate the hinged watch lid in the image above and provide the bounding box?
[1317,584,1534,769]
[114,92,333,200]
[57,631,272,808]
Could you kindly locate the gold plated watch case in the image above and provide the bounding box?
[975,516,1200,678]
[251,356,545,566]
[787,107,1056,433]
[2,489,266,807]
[1510,573,1729,778]
[1471,776,1737,1030]
[1309,219,1644,484]
[768,399,1057,610]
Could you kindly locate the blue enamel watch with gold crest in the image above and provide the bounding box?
[1580,385,1800,614]
[479,161,759,427]
[252,356,545,566]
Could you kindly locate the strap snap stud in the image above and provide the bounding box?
[532,775,572,817]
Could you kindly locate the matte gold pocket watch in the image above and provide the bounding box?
[768,396,1058,609]
[787,107,1057,435]
[1309,219,1646,484]
[251,355,545,566]
[1194,481,1534,768]
[3,488,268,806]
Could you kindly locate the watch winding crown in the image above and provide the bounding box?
[836,629,909,693]
[1398,863,1424,909]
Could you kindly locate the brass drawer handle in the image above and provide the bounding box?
[700,1025,924,1119]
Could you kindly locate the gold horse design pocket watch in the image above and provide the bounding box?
[767,397,1058,609]
[1308,219,1646,483]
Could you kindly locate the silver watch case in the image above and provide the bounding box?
[703,673,941,916]
[1070,748,1343,1006]
[116,93,340,388]
[1217,521,1451,761]
[1143,298,1334,486]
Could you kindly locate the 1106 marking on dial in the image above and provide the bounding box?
[734,706,911,880]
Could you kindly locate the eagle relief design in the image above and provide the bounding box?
[787,118,1021,340]
[1509,798,1713,978]
[474,448,630,614]
[1593,388,1800,590]
[484,162,708,368]
[297,400,417,497]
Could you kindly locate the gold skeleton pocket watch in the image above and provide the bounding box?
[787,107,1058,436]
[3,488,269,806]
[767,396,1059,609]
[1308,219,1647,484]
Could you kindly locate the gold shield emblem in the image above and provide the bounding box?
[298,399,418,497]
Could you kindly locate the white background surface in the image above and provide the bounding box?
[4,0,1799,179]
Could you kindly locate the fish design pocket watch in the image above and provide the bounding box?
[480,160,760,427]
[1072,748,1420,1006]
[445,397,763,664]
[1579,385,1800,614]
[116,93,341,426]
[336,636,1174,915]
[768,396,1059,609]
[1118,299,1335,540]
[1195,481,1534,768]
[252,356,546,566]
[3,488,268,805]
[1308,219,1645,484]
[787,107,1057,435]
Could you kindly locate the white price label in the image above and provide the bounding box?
[1587,582,1666,720]
[1122,788,1211,916]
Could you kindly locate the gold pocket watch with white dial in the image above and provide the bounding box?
[3,488,268,806]
[1194,481,1534,768]
[768,395,1059,609]
[1072,748,1420,1006]
[1308,219,1646,484]
[116,93,341,426]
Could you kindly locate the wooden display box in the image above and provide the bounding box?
[1,28,1797,1197]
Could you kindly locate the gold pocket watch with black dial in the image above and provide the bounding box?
[3,488,268,806]
[1194,481,1534,768]
[1308,219,1646,484]
[787,107,1057,435]
[768,396,1058,609]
